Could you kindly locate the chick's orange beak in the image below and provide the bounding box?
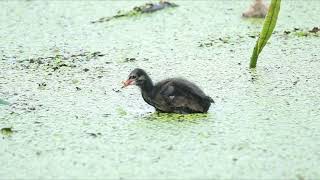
[121,79,135,88]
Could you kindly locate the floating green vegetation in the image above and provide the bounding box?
[284,27,320,37]
[243,17,265,26]
[18,51,105,70]
[52,55,65,70]
[1,127,14,136]
[92,10,141,24]
[198,36,236,48]
[20,51,105,64]
[123,57,137,63]
[91,1,178,24]
[249,0,281,68]
[143,112,209,122]
[0,99,9,105]
[116,107,128,116]
[72,79,80,84]
[37,82,47,90]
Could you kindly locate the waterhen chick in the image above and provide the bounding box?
[122,68,214,114]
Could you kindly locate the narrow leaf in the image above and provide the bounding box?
[250,0,281,68]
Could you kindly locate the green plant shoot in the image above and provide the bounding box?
[250,0,281,68]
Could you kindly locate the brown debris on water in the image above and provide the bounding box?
[91,1,178,24]
[1,127,15,136]
[283,27,320,37]
[309,27,320,33]
[17,51,106,71]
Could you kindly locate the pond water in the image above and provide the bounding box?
[0,1,319,179]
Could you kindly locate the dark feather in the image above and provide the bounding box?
[126,69,214,114]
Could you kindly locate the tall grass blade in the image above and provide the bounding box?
[250,0,281,68]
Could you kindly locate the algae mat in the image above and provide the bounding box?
[0,1,320,179]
